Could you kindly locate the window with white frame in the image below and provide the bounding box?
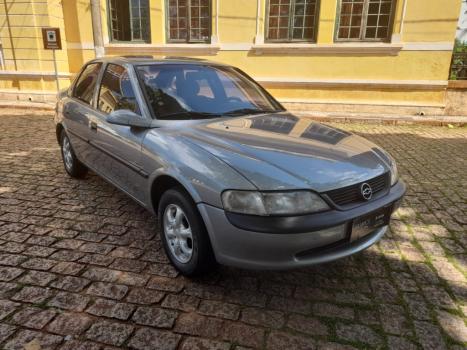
[336,0,395,41]
[266,0,320,42]
[167,0,211,43]
[108,0,150,42]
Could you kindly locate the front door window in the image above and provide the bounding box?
[98,64,140,115]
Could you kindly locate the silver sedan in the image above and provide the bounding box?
[55,57,406,275]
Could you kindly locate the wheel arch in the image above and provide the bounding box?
[149,172,201,215]
[56,123,64,144]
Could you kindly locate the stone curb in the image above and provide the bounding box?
[295,112,467,127]
[0,101,55,111]
[0,102,465,126]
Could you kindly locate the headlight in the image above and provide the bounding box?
[388,156,399,186]
[221,190,330,216]
[375,147,399,186]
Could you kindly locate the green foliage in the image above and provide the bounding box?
[453,39,467,53]
[450,40,467,80]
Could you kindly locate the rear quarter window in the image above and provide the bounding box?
[72,63,102,105]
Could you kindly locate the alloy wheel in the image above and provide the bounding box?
[163,204,194,263]
[62,136,73,171]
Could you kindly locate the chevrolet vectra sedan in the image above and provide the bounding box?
[55,57,406,275]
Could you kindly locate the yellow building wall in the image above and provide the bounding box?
[0,0,71,97]
[218,0,258,43]
[208,50,452,81]
[61,0,95,73]
[403,0,462,42]
[149,0,165,44]
[0,0,462,108]
[317,0,338,44]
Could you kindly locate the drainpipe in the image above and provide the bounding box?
[2,0,17,69]
[391,0,407,43]
[90,0,105,58]
[215,0,219,42]
[0,42,5,69]
[399,0,408,40]
[255,0,264,44]
[211,0,219,43]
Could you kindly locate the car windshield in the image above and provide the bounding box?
[136,63,283,120]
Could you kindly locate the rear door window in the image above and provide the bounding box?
[73,63,102,105]
[97,64,140,115]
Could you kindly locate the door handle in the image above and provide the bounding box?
[90,121,98,131]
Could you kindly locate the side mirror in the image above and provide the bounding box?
[106,110,152,128]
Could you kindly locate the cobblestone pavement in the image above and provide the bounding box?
[0,112,466,350]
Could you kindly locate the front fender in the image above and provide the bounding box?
[142,130,257,213]
[146,167,204,214]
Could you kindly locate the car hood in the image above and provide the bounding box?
[180,113,390,192]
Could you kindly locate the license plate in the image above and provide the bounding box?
[351,206,391,241]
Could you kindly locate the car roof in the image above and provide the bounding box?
[88,56,230,67]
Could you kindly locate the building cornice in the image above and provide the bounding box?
[257,78,448,90]
[251,43,403,55]
[249,42,453,54]
[99,41,454,56]
[105,43,221,55]
[279,98,445,109]
[402,42,454,51]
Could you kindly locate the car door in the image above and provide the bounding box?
[91,63,150,204]
[63,62,103,166]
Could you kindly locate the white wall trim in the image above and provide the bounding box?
[105,43,221,55]
[0,71,71,79]
[252,43,403,55]
[250,42,454,54]
[402,42,455,51]
[220,43,254,51]
[0,89,57,103]
[0,89,56,96]
[66,42,95,50]
[256,77,448,90]
[279,98,445,109]
[103,41,454,54]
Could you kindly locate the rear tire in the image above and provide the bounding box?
[60,130,88,179]
[158,187,216,276]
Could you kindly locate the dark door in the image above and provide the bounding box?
[91,63,149,203]
[64,62,102,166]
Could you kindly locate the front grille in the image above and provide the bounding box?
[324,173,390,207]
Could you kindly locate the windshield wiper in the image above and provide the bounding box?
[223,108,276,116]
[159,111,222,120]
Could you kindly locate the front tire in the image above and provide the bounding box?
[158,187,216,276]
[60,131,88,179]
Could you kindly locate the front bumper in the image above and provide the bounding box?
[197,180,406,270]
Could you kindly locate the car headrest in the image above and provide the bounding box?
[176,72,201,96]
[121,77,134,97]
[153,70,176,89]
